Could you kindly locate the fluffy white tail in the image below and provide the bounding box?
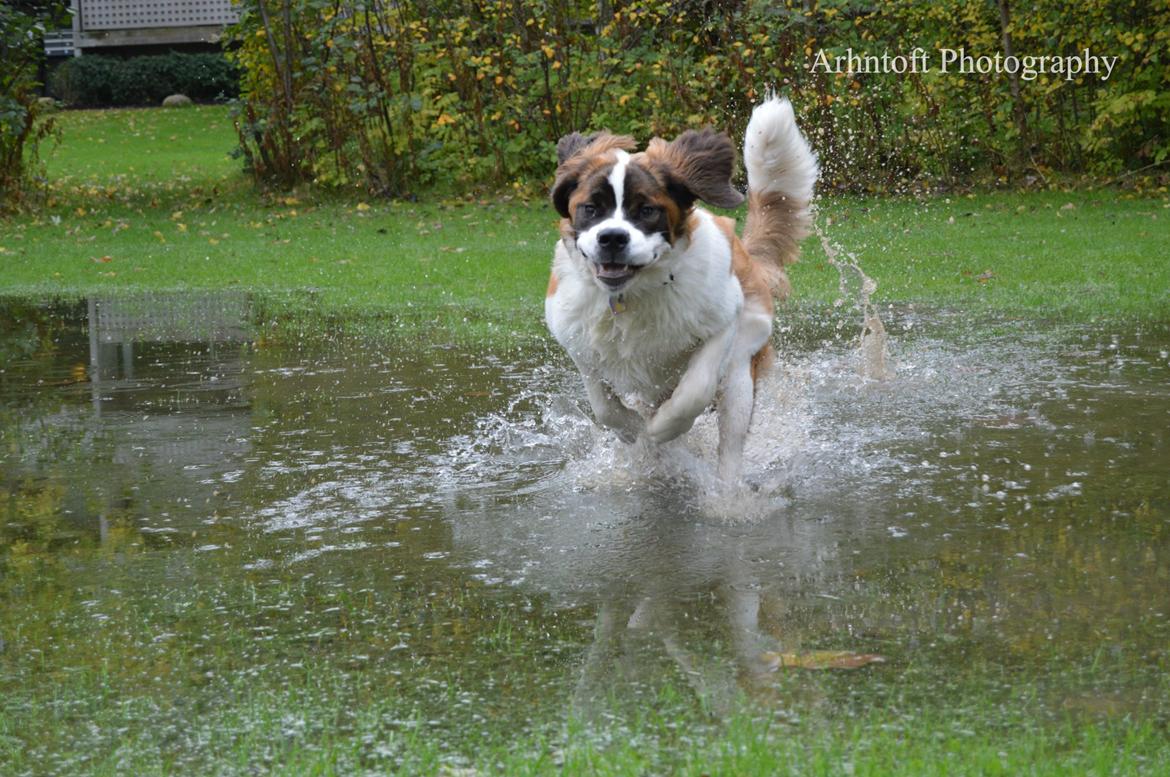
[741,96,819,298]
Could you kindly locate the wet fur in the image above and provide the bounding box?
[545,97,818,481]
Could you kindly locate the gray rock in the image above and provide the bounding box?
[162,94,193,108]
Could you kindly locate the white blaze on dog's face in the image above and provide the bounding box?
[551,130,745,293]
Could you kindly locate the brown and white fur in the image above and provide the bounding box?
[545,97,818,482]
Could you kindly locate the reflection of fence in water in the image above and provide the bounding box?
[80,293,254,539]
[85,291,252,476]
[89,291,250,344]
[87,292,250,382]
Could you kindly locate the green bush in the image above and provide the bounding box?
[50,53,240,107]
[226,0,1170,195]
[2,1,68,210]
[48,55,116,107]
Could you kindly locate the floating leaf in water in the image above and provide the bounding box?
[759,650,886,671]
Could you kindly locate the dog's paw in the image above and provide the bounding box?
[645,409,696,445]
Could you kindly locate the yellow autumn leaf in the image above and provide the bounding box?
[760,650,886,670]
[435,113,456,126]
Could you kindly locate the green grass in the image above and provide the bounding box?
[43,104,241,183]
[5,662,1168,775]
[2,106,1167,343]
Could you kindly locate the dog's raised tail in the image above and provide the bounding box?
[742,96,818,299]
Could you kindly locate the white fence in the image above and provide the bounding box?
[77,0,237,32]
[47,0,240,53]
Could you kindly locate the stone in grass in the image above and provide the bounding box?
[162,94,193,108]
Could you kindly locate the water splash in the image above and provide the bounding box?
[815,222,893,381]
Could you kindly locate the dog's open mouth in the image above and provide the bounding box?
[593,262,640,289]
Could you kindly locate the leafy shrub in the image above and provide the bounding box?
[48,55,116,107]
[1,1,68,209]
[50,53,240,107]
[226,0,1170,195]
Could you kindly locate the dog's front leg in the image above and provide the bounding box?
[646,325,736,444]
[583,375,643,443]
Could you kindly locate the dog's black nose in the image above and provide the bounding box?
[597,228,630,253]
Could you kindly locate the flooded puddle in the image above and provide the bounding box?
[2,294,1168,771]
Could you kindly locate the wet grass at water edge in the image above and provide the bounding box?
[0,106,1166,343]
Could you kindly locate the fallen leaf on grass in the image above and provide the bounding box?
[92,255,113,263]
[759,651,886,671]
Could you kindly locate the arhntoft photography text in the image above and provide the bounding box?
[810,47,1120,81]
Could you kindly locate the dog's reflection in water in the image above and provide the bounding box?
[572,557,780,719]
[449,473,838,718]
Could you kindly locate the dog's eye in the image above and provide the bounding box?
[638,205,659,220]
[579,203,597,219]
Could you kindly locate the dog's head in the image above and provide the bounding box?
[551,129,744,293]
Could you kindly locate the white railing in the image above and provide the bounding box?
[76,0,238,32]
[43,29,76,57]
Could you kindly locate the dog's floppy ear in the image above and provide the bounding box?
[647,128,745,211]
[556,132,597,164]
[551,132,637,218]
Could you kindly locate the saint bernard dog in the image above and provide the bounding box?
[544,97,818,482]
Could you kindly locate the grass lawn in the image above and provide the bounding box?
[1,105,1166,343]
[2,107,1170,776]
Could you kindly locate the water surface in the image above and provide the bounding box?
[1,295,1168,772]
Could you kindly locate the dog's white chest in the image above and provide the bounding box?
[545,216,742,409]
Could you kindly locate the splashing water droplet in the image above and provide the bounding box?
[815,221,894,381]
